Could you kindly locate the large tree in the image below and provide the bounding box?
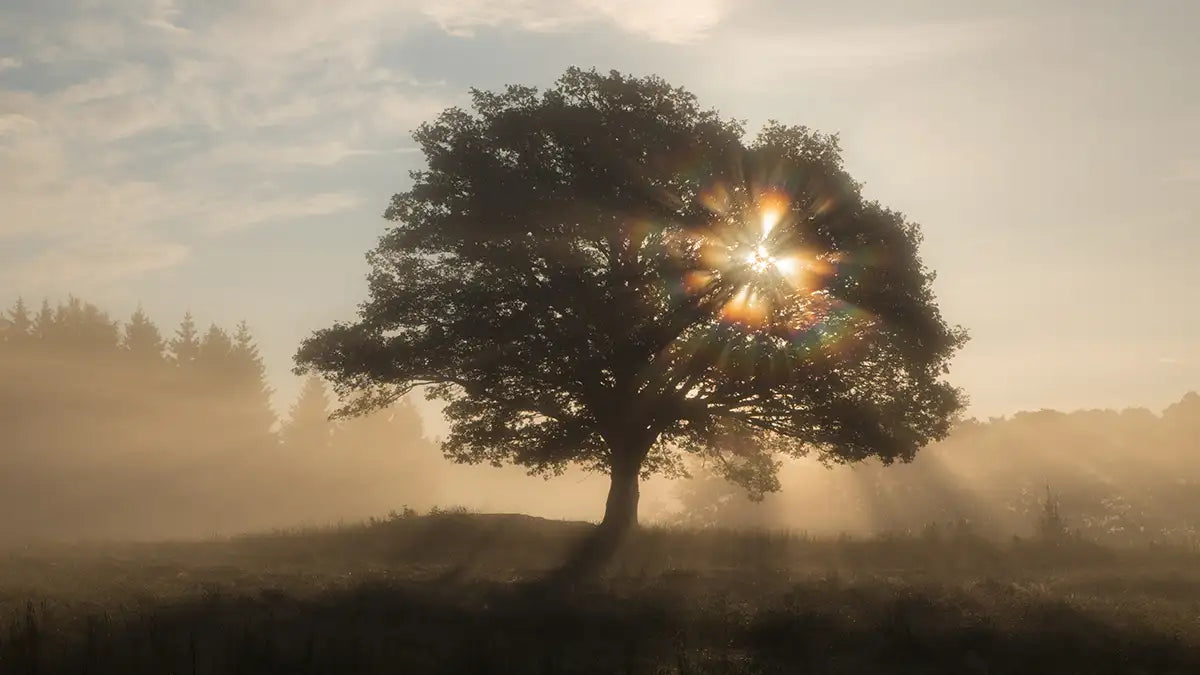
[295,68,967,539]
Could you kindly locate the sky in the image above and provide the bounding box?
[2,0,1198,432]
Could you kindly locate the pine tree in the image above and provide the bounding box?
[229,320,277,439]
[0,299,36,490]
[31,299,54,342]
[121,306,165,361]
[42,296,119,353]
[1,299,33,345]
[333,397,441,511]
[116,306,170,466]
[281,375,334,453]
[198,324,233,368]
[168,313,201,367]
[162,313,208,470]
[192,324,241,449]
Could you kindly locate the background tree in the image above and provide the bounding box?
[229,321,278,447]
[295,67,968,543]
[330,398,443,515]
[122,307,165,362]
[0,295,448,540]
[2,298,33,344]
[282,374,335,453]
[168,312,201,368]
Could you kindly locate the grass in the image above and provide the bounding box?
[3,511,1200,673]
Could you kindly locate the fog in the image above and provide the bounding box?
[659,397,1200,545]
[2,296,1197,546]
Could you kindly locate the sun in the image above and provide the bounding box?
[744,244,776,273]
[680,187,834,329]
[740,202,804,279]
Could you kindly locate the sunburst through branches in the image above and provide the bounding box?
[675,184,859,349]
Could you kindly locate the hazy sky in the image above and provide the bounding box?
[1,0,1197,428]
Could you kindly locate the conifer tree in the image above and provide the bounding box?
[1,298,33,345]
[0,299,36,494]
[230,320,278,441]
[198,324,233,369]
[333,397,441,509]
[282,374,334,453]
[168,313,202,367]
[31,300,54,342]
[40,296,120,353]
[122,307,165,362]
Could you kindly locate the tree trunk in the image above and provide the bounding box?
[552,455,643,582]
[600,459,640,535]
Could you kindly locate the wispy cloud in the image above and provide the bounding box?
[0,0,735,291]
[202,192,364,235]
[0,235,190,291]
[0,1,438,288]
[423,0,727,44]
[701,18,1017,88]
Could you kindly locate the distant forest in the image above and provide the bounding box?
[0,297,441,541]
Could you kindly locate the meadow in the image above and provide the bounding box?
[3,510,1200,674]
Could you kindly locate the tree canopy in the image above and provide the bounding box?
[295,67,968,532]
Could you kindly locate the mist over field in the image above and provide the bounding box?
[2,297,1197,548]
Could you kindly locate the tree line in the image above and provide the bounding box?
[672,395,1200,545]
[0,297,441,541]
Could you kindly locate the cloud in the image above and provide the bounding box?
[202,192,363,234]
[0,236,190,291]
[701,18,1016,87]
[0,1,439,292]
[0,0,738,293]
[422,0,727,44]
[586,0,726,44]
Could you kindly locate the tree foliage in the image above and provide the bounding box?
[296,68,967,528]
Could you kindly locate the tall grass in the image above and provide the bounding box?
[3,511,1200,674]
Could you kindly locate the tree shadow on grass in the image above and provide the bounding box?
[5,571,1200,675]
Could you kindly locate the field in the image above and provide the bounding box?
[3,511,1200,674]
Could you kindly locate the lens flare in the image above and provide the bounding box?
[745,245,774,273]
[758,190,790,237]
[677,184,858,336]
[699,184,732,215]
[643,177,877,397]
[682,270,715,294]
[773,255,799,277]
[721,288,769,327]
[760,206,783,237]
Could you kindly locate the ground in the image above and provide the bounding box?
[2,512,1199,674]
